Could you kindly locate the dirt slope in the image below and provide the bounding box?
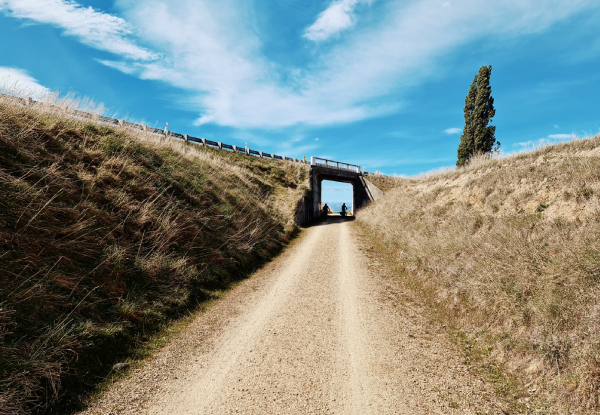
[81,217,502,415]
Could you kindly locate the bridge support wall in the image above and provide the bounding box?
[294,166,383,225]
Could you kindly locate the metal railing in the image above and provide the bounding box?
[0,93,307,165]
[310,157,361,173]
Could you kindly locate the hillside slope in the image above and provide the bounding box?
[360,137,600,413]
[0,97,308,414]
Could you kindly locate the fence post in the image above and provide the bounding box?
[218,142,222,150]
[118,119,125,127]
[310,156,314,166]
[233,145,237,152]
[25,97,33,107]
[143,125,148,134]
[201,138,206,146]
[164,122,168,137]
[184,134,188,142]
[259,151,263,157]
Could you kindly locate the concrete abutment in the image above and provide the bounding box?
[295,166,383,225]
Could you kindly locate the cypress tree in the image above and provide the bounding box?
[457,74,477,167]
[456,65,498,166]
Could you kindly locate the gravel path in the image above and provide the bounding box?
[81,218,502,414]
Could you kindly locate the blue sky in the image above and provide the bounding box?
[1,0,599,182]
[322,180,352,206]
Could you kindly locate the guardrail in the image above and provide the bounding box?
[310,157,361,173]
[0,93,307,164]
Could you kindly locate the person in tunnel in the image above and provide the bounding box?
[322,203,330,217]
[341,203,347,217]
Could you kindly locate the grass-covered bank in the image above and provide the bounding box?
[0,97,308,414]
[359,137,600,414]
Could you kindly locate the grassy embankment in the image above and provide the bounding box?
[0,96,308,414]
[361,139,600,413]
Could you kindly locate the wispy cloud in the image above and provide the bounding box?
[304,0,373,42]
[2,0,596,131]
[0,0,157,61]
[547,133,576,140]
[323,185,354,191]
[444,127,462,135]
[112,0,595,129]
[0,67,51,99]
[514,133,577,150]
[101,0,393,129]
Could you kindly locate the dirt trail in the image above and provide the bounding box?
[81,218,502,414]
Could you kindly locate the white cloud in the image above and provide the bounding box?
[101,0,393,129]
[515,133,577,150]
[193,112,217,126]
[97,59,139,75]
[107,0,594,129]
[304,0,372,42]
[547,133,575,140]
[2,0,596,131]
[444,127,462,135]
[0,67,52,99]
[0,0,157,61]
[282,143,319,156]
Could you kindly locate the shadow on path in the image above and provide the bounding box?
[303,214,356,228]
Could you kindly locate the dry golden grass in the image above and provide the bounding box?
[0,94,308,414]
[359,137,600,413]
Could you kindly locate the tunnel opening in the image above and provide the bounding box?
[321,180,354,216]
[294,164,382,225]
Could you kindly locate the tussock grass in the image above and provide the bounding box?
[360,137,600,413]
[0,95,308,414]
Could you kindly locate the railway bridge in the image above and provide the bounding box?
[295,157,383,225]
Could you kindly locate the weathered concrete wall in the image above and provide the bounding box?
[295,166,383,225]
[363,177,384,202]
[294,188,315,224]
